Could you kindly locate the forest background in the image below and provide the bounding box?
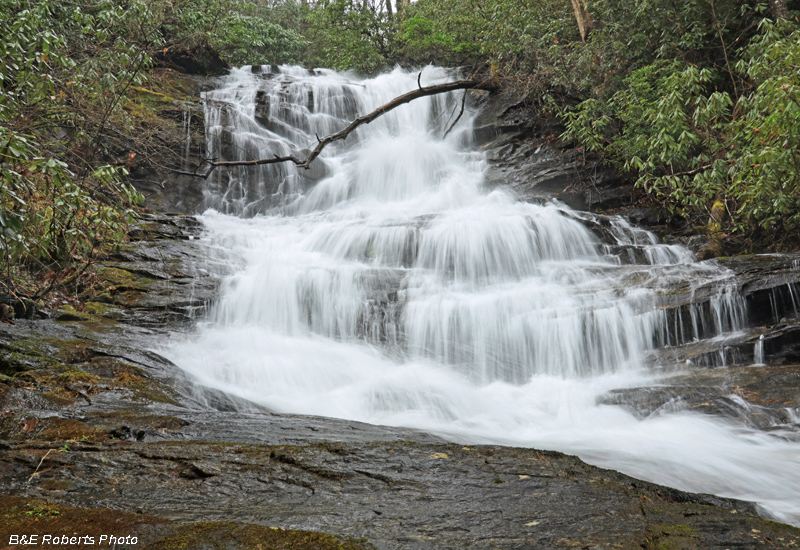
[1,0,799,306]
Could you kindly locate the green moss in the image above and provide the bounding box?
[147,521,373,550]
[1,494,372,549]
[0,332,183,422]
[646,523,698,550]
[87,411,189,431]
[54,305,90,322]
[40,338,96,364]
[0,340,64,375]
[34,369,103,402]
[112,367,180,405]
[40,392,77,406]
[39,418,107,442]
[25,503,62,517]
[0,495,173,545]
[96,266,155,291]
[655,524,697,537]
[93,291,115,303]
[84,301,124,319]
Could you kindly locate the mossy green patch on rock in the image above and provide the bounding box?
[646,523,700,550]
[0,339,64,375]
[640,499,800,549]
[40,478,75,492]
[96,266,153,287]
[40,391,77,407]
[112,367,180,405]
[0,495,173,548]
[87,411,190,431]
[96,266,155,294]
[40,337,96,364]
[0,495,373,550]
[0,331,179,408]
[84,301,125,319]
[146,521,373,550]
[39,418,108,442]
[54,305,91,322]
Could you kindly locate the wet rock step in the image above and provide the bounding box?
[599,362,800,433]
[647,320,800,369]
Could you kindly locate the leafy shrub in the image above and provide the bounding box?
[0,0,147,300]
[563,17,800,246]
[303,0,397,74]
[163,0,307,66]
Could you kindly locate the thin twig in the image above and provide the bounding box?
[26,449,55,485]
[443,91,468,138]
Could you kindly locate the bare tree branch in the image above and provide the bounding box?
[174,78,497,180]
[443,90,468,138]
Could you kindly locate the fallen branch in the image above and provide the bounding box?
[174,78,496,179]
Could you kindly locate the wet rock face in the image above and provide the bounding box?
[474,94,625,209]
[474,92,693,256]
[4,438,800,549]
[599,362,800,432]
[123,73,213,214]
[91,213,221,327]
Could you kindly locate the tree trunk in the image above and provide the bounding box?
[385,0,393,18]
[769,0,789,19]
[570,0,593,42]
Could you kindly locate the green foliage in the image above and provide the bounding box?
[164,0,307,66]
[728,19,800,234]
[398,0,482,67]
[303,0,396,74]
[0,0,315,301]
[0,0,146,299]
[564,17,800,244]
[397,0,576,86]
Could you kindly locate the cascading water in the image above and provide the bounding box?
[164,66,800,525]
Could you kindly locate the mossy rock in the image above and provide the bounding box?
[0,495,373,550]
[0,340,63,376]
[0,495,173,547]
[39,417,108,442]
[96,267,155,292]
[148,521,374,550]
[54,305,91,322]
[84,301,125,319]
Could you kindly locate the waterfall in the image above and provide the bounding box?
[755,334,765,365]
[164,65,800,525]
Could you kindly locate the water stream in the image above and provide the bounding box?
[163,66,800,525]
